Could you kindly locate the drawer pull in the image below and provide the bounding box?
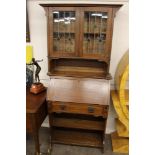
[104,106,108,111]
[60,104,66,110]
[88,106,94,113]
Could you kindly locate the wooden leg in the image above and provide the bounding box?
[33,131,40,155]
[31,115,40,155]
[102,119,106,154]
[35,152,41,155]
[102,144,105,154]
[48,114,53,154]
[47,135,52,155]
[47,144,52,155]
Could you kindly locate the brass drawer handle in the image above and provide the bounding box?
[104,106,108,111]
[60,103,66,110]
[88,106,94,113]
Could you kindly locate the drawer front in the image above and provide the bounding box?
[49,101,108,117]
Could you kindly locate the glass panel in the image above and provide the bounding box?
[83,12,108,54]
[53,11,76,53]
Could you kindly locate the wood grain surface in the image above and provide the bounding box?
[47,77,110,105]
[26,88,47,113]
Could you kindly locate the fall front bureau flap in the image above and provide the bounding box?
[47,77,110,105]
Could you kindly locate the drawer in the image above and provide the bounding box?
[48,101,108,117]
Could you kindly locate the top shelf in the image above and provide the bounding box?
[40,4,123,8]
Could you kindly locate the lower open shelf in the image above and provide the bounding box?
[52,127,103,148]
[52,113,105,131]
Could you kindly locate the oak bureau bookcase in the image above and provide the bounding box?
[40,3,121,153]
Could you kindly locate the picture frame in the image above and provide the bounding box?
[26,8,30,42]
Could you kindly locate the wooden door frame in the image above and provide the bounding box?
[78,7,113,62]
[48,7,80,58]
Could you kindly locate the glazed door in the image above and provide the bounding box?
[49,7,79,57]
[79,7,113,61]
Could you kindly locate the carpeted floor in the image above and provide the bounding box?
[26,127,128,155]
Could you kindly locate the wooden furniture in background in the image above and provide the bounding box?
[26,88,47,155]
[40,4,121,79]
[47,77,110,152]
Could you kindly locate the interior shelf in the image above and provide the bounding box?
[52,127,103,148]
[53,113,105,131]
[48,70,106,78]
[48,58,108,78]
[48,56,106,61]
